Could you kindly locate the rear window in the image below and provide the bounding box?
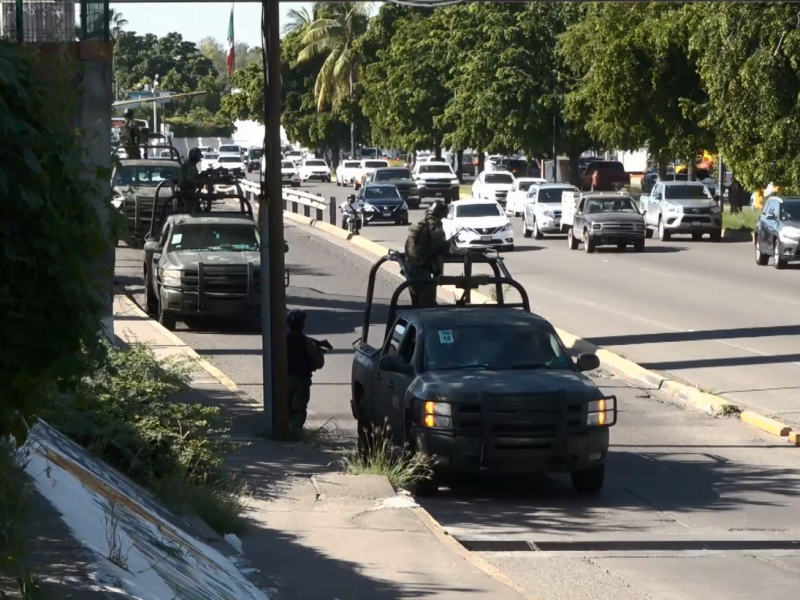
[218,145,240,154]
[485,173,514,184]
[597,162,625,172]
[664,184,709,200]
[343,161,361,168]
[281,161,295,169]
[219,157,242,164]
[365,161,389,169]
[375,169,412,181]
[305,160,327,167]
[537,188,575,203]
[505,159,527,169]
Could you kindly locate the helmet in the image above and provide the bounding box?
[347,194,356,203]
[188,148,203,163]
[287,309,306,332]
[427,200,448,220]
[123,108,134,119]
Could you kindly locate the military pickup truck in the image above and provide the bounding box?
[350,249,617,495]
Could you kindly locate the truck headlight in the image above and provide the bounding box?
[422,401,451,428]
[162,268,182,288]
[587,397,615,427]
[450,178,459,185]
[542,209,554,218]
[710,204,721,214]
[666,203,682,213]
[592,223,602,230]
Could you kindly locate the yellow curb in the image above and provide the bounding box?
[595,348,667,389]
[660,380,738,415]
[789,432,800,446]
[283,211,314,226]
[412,507,537,600]
[115,293,261,408]
[313,220,353,241]
[740,411,792,437]
[350,235,390,257]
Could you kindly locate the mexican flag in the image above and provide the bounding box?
[226,7,235,76]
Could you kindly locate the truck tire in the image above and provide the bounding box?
[157,296,177,331]
[645,228,654,239]
[658,218,671,241]
[523,215,533,238]
[584,231,596,254]
[533,218,543,240]
[571,465,605,494]
[568,228,579,250]
[633,239,645,253]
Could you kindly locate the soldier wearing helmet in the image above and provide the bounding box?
[404,200,451,307]
[177,147,204,210]
[286,309,325,430]
[119,108,142,159]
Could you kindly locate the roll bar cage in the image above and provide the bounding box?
[361,248,531,345]
[146,168,253,240]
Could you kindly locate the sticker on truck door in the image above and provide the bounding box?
[438,330,454,344]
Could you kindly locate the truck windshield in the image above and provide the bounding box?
[485,173,514,184]
[423,325,570,372]
[114,165,180,186]
[169,224,260,252]
[585,198,638,213]
[537,188,573,203]
[375,169,412,181]
[664,184,709,200]
[365,161,388,169]
[419,164,453,174]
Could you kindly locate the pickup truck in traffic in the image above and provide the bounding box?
[350,249,617,495]
[562,191,646,253]
[640,180,722,241]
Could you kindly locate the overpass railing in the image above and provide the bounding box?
[235,180,338,226]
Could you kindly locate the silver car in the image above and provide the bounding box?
[640,181,722,241]
[754,196,800,269]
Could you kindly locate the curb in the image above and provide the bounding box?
[412,507,537,599]
[287,215,800,446]
[115,292,262,410]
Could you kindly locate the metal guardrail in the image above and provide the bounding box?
[237,180,338,226]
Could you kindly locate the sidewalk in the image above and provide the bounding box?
[113,293,532,599]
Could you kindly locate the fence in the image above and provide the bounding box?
[238,180,339,226]
[1,0,107,43]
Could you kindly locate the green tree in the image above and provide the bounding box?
[298,2,371,157]
[110,9,128,38]
[689,2,800,191]
[282,6,314,36]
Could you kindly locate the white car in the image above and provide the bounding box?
[216,153,246,172]
[196,146,213,154]
[354,159,390,189]
[472,170,516,209]
[299,158,331,182]
[412,162,460,203]
[218,144,244,157]
[505,177,548,216]
[443,199,514,252]
[336,160,362,187]
[201,152,220,171]
[522,183,579,239]
[281,160,301,187]
[284,150,305,165]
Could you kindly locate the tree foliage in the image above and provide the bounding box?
[0,42,108,443]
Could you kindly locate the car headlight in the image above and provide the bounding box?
[500,223,512,232]
[710,204,721,214]
[587,397,615,427]
[422,401,451,428]
[363,203,376,212]
[112,197,123,209]
[450,178,459,185]
[780,226,800,242]
[542,209,554,218]
[162,268,182,288]
[666,203,683,213]
[400,202,409,211]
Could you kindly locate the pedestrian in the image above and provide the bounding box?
[404,201,451,307]
[286,309,325,431]
[120,108,142,159]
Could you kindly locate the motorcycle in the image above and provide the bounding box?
[339,204,362,235]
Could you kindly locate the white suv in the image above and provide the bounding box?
[299,158,331,183]
[472,170,515,209]
[522,183,579,239]
[336,160,362,187]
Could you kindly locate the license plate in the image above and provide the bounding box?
[481,235,492,242]
[383,211,391,217]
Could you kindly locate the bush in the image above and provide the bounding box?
[42,342,247,534]
[0,42,109,444]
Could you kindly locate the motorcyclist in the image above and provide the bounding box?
[405,200,451,307]
[119,108,142,159]
[286,309,326,431]
[341,194,362,233]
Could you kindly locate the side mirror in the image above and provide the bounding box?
[378,354,413,375]
[143,241,161,253]
[576,353,601,373]
[766,213,777,221]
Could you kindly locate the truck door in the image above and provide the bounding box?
[645,184,661,227]
[573,199,586,241]
[374,318,408,432]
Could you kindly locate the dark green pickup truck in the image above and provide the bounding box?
[350,249,617,495]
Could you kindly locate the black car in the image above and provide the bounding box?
[498,157,528,178]
[370,167,421,209]
[568,194,646,253]
[359,183,409,226]
[247,148,263,172]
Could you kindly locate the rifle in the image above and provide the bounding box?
[310,338,333,352]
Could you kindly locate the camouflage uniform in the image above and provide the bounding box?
[405,214,450,307]
[120,119,141,159]
[178,161,202,211]
[286,332,326,430]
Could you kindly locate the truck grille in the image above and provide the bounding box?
[120,195,164,239]
[599,223,636,231]
[182,264,261,308]
[683,207,712,215]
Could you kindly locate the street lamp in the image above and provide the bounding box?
[153,74,160,139]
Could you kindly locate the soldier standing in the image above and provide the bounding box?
[405,201,451,307]
[286,310,326,431]
[178,148,204,211]
[119,108,142,159]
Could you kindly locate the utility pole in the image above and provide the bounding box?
[717,153,725,205]
[261,0,289,436]
[551,112,557,183]
[153,74,159,142]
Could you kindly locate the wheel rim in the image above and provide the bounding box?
[755,243,760,261]
[659,220,664,238]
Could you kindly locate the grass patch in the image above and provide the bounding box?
[719,403,742,417]
[459,183,472,198]
[388,159,405,167]
[341,423,433,490]
[0,440,32,575]
[723,207,760,232]
[42,342,247,536]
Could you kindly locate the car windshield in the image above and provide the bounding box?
[375,169,412,181]
[506,159,526,169]
[419,164,453,174]
[485,173,514,184]
[536,188,574,203]
[344,161,361,168]
[306,160,327,166]
[169,224,260,252]
[219,157,241,164]
[424,324,571,372]
[281,161,295,169]
[597,162,625,173]
[664,184,709,200]
[456,203,502,218]
[218,146,239,154]
[364,186,401,200]
[585,198,638,214]
[780,201,800,221]
[204,154,219,160]
[114,165,180,186]
[365,161,388,168]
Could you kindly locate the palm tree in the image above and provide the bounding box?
[297,2,371,158]
[110,9,128,38]
[282,6,314,36]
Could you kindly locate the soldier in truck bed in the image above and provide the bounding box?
[405,201,450,307]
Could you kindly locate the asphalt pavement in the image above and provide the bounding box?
[116,212,800,599]
[295,178,800,430]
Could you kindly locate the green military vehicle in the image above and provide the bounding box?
[350,249,617,495]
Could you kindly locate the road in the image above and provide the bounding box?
[287,178,800,430]
[117,215,800,599]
